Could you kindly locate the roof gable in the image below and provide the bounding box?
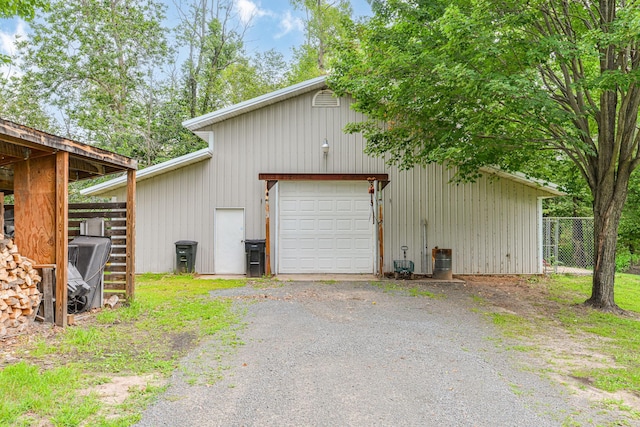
[183,76,328,131]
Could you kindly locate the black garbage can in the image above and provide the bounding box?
[245,239,266,277]
[175,240,198,273]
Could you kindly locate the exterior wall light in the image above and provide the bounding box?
[322,138,330,154]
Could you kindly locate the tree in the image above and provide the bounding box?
[286,0,353,83]
[0,74,55,132]
[16,0,172,164]
[330,0,640,311]
[220,50,289,105]
[175,0,247,119]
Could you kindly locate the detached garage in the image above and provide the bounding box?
[83,76,562,276]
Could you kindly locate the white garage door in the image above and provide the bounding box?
[278,181,374,273]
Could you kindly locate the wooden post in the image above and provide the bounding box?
[126,169,136,300]
[35,265,55,324]
[265,181,271,276]
[378,182,384,277]
[55,151,68,327]
[0,192,4,236]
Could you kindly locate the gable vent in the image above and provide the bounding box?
[312,90,340,108]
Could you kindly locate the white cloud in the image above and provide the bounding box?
[276,10,304,39]
[0,19,26,56]
[0,19,27,78]
[235,0,272,25]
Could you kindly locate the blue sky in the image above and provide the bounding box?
[234,0,372,57]
[0,0,372,77]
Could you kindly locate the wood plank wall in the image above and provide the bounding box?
[68,203,127,299]
[7,202,128,300]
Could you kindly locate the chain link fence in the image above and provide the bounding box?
[543,217,594,274]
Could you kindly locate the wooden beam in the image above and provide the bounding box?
[258,173,389,181]
[69,157,106,176]
[0,140,32,159]
[126,169,136,301]
[265,181,271,276]
[0,192,3,236]
[378,182,384,277]
[55,152,68,327]
[0,118,137,170]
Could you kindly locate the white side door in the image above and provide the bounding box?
[214,208,245,274]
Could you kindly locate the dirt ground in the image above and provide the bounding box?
[459,275,640,413]
[1,275,639,418]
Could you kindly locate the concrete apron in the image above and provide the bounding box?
[196,273,464,285]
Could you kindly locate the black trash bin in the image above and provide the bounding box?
[244,239,266,277]
[175,240,198,273]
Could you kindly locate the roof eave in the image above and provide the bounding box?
[480,167,566,197]
[183,75,328,131]
[81,146,213,196]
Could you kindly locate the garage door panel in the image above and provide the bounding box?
[280,219,298,231]
[354,257,373,269]
[318,238,334,249]
[336,219,352,231]
[280,237,300,250]
[299,219,315,231]
[278,181,374,274]
[318,200,333,211]
[355,237,372,249]
[300,200,316,211]
[280,200,298,212]
[336,200,352,211]
[355,200,370,211]
[318,219,334,231]
[355,219,372,231]
[336,238,353,250]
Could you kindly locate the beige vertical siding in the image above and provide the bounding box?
[115,90,548,274]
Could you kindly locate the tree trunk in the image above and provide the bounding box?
[587,161,631,313]
[588,207,623,312]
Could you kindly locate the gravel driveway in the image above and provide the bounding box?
[135,280,588,426]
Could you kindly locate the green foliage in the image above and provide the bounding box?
[618,171,640,256]
[330,0,640,308]
[0,75,57,132]
[615,246,640,273]
[176,0,246,118]
[0,0,48,20]
[286,0,354,82]
[331,0,605,178]
[16,0,173,164]
[220,50,290,105]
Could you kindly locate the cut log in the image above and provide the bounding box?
[0,237,43,336]
[104,295,120,309]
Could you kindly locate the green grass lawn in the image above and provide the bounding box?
[0,274,247,427]
[547,274,640,395]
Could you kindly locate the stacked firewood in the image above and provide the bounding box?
[0,236,42,337]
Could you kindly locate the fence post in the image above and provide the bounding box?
[554,218,559,274]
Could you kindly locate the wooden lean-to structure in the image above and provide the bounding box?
[0,119,137,329]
